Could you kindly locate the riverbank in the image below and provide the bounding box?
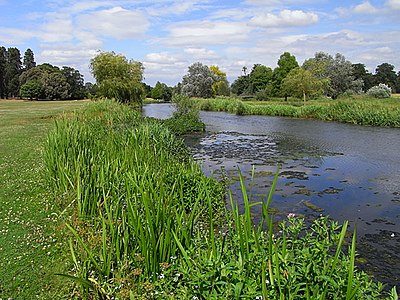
[0,100,86,299]
[45,100,395,298]
[196,95,400,127]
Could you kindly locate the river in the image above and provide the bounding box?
[143,103,400,287]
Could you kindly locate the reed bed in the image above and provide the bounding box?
[45,100,396,299]
[196,96,400,127]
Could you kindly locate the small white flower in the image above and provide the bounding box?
[159,273,165,279]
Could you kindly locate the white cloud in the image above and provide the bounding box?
[183,48,219,60]
[39,18,74,42]
[354,2,379,14]
[145,52,183,64]
[78,6,149,39]
[249,10,319,28]
[386,0,400,9]
[158,20,252,47]
[0,28,36,44]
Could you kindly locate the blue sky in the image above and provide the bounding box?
[0,0,399,85]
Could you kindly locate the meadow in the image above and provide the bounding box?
[196,95,400,127]
[0,100,87,299]
[1,99,398,299]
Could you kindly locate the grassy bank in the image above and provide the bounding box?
[45,100,396,299]
[197,96,400,127]
[0,100,87,299]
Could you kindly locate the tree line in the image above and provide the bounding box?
[179,51,400,101]
[90,50,400,106]
[0,46,90,100]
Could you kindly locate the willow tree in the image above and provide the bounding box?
[90,51,144,105]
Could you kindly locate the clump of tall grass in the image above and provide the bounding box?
[45,100,224,297]
[45,100,396,299]
[162,94,205,135]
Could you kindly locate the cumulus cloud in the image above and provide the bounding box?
[249,10,319,28]
[78,7,149,39]
[157,20,252,47]
[354,1,379,14]
[183,48,219,60]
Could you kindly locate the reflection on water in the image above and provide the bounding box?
[144,103,400,287]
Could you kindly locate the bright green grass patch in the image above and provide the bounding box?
[0,100,87,299]
[196,96,400,127]
[45,100,397,299]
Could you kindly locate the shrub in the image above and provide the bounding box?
[367,84,392,99]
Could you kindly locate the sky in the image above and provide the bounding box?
[0,0,399,86]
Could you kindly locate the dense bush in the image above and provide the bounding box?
[367,83,392,99]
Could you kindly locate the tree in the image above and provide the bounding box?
[61,66,85,99]
[374,63,397,91]
[231,74,251,96]
[249,64,273,93]
[90,51,145,105]
[210,65,230,96]
[151,81,172,101]
[352,63,374,92]
[181,62,214,98]
[23,48,36,71]
[19,80,43,100]
[5,47,22,98]
[303,52,362,99]
[282,68,325,102]
[19,63,71,100]
[303,52,332,79]
[0,47,6,98]
[42,72,70,100]
[272,52,299,99]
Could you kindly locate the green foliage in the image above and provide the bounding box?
[250,64,273,93]
[43,101,396,298]
[210,65,230,96]
[23,48,36,71]
[90,51,145,105]
[45,100,222,297]
[181,62,214,98]
[151,81,172,101]
[303,52,362,99]
[19,80,43,100]
[282,67,325,101]
[272,52,299,97]
[61,66,85,99]
[19,63,86,100]
[375,63,397,91]
[367,83,392,99]
[352,63,375,91]
[0,46,6,98]
[231,74,252,96]
[4,47,22,98]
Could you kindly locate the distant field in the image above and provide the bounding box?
[0,100,87,299]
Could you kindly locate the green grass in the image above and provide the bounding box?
[196,95,400,127]
[44,100,397,299]
[0,100,87,299]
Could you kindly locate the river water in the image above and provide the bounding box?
[143,103,400,287]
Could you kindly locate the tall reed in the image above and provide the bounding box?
[45,100,395,299]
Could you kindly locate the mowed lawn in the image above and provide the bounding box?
[0,100,86,299]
